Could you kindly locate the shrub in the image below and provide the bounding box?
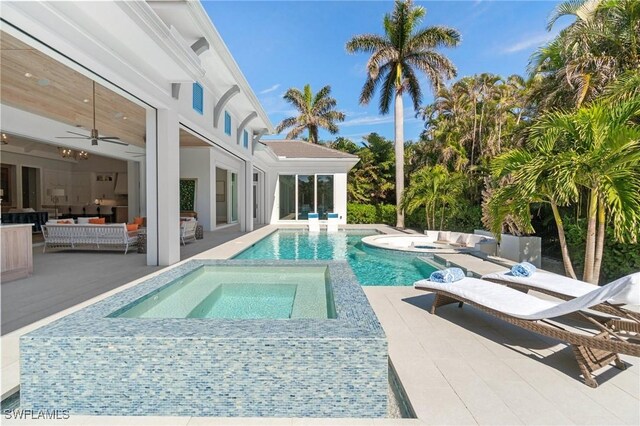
[347,203,396,225]
[564,218,640,282]
[347,202,482,233]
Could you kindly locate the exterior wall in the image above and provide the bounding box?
[20,260,388,418]
[179,148,214,231]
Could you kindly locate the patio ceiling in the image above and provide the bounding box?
[0,31,146,148]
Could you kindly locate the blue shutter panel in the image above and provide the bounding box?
[243,130,249,148]
[224,111,231,135]
[192,83,203,114]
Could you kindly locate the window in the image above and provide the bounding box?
[316,175,334,220]
[243,130,249,148]
[297,175,315,220]
[224,111,231,136]
[277,174,335,221]
[192,82,203,114]
[279,175,296,220]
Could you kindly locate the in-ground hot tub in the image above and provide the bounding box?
[361,234,463,252]
[20,260,387,418]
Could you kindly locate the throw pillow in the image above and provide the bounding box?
[88,218,105,224]
[126,223,139,232]
[133,217,144,226]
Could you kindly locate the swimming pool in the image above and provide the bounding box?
[234,230,438,286]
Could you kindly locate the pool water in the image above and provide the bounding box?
[235,230,438,286]
[110,265,334,319]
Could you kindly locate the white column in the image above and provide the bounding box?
[244,160,253,232]
[208,149,216,231]
[127,161,140,221]
[146,108,180,266]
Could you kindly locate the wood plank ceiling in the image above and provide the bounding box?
[0,31,146,148]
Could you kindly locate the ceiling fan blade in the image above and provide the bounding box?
[101,138,128,146]
[99,136,120,140]
[56,136,89,139]
[67,131,90,137]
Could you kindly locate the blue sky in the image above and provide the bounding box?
[203,1,566,144]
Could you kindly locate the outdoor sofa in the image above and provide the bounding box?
[42,222,139,254]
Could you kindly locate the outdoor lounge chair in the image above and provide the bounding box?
[482,271,640,321]
[414,276,640,387]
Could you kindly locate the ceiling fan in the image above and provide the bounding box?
[56,81,128,146]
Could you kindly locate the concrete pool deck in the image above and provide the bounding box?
[3,225,639,424]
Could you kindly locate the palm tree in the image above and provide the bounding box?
[529,0,640,109]
[346,0,460,228]
[488,93,640,283]
[401,165,462,230]
[275,84,345,144]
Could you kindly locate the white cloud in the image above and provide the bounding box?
[502,32,555,54]
[259,84,281,94]
[342,108,419,127]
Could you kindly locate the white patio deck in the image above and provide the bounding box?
[2,225,638,425]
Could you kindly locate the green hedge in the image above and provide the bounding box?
[564,218,640,282]
[347,202,482,233]
[347,203,396,225]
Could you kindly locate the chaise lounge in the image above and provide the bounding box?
[414,276,639,387]
[482,271,640,320]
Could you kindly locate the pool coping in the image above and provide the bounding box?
[22,260,385,341]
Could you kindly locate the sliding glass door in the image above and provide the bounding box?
[297,175,314,220]
[316,175,333,220]
[278,174,334,221]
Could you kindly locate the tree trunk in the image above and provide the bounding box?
[394,91,405,229]
[470,98,477,166]
[582,188,598,284]
[425,204,430,229]
[550,202,577,279]
[592,196,606,285]
[440,202,445,230]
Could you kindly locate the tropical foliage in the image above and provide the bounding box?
[275,84,345,144]
[346,0,460,228]
[334,0,639,283]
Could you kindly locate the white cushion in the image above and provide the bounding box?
[606,273,640,306]
[437,231,451,241]
[77,216,99,224]
[448,232,462,243]
[416,275,639,320]
[424,230,439,241]
[455,234,470,246]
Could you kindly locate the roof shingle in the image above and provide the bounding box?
[261,140,358,159]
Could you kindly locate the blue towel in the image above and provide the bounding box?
[511,262,537,277]
[430,268,466,283]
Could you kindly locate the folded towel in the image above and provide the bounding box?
[430,267,465,283]
[511,262,537,277]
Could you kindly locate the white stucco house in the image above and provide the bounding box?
[0,0,358,266]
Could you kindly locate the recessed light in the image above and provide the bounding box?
[24,72,32,78]
[123,116,128,120]
[83,99,90,103]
